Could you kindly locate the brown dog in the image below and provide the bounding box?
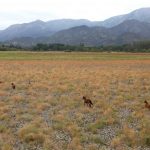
[144,100,150,110]
[83,96,93,108]
[11,83,16,89]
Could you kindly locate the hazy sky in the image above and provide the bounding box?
[0,0,150,29]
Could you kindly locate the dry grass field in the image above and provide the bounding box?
[0,52,150,150]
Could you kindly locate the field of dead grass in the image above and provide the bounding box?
[0,53,150,150]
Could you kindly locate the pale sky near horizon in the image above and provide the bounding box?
[0,0,150,29]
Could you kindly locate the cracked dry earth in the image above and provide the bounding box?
[0,60,150,150]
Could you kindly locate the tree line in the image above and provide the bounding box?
[30,41,150,52]
[1,41,150,52]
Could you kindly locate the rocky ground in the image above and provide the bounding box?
[0,60,150,150]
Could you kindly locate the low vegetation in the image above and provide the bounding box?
[2,40,150,52]
[0,51,150,61]
[32,41,150,52]
[0,52,150,149]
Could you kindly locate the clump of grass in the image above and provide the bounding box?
[2,144,13,150]
[67,123,81,137]
[51,113,70,131]
[121,125,138,147]
[0,113,9,121]
[10,95,24,103]
[89,136,105,145]
[43,139,58,150]
[0,125,7,133]
[23,133,45,144]
[0,91,7,97]
[35,102,49,112]
[110,136,124,149]
[142,134,150,147]
[67,137,83,150]
[19,113,34,122]
[18,123,45,144]
[139,120,150,147]
[52,120,66,131]
[87,119,108,134]
[0,106,10,114]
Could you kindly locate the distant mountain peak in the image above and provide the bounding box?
[31,20,45,24]
[132,7,150,12]
[100,7,150,27]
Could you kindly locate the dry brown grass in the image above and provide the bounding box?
[0,59,150,149]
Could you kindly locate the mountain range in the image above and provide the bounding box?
[47,20,150,46]
[1,7,150,47]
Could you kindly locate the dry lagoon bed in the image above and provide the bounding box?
[0,53,150,150]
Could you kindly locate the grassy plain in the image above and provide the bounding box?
[0,51,150,60]
[0,51,150,150]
